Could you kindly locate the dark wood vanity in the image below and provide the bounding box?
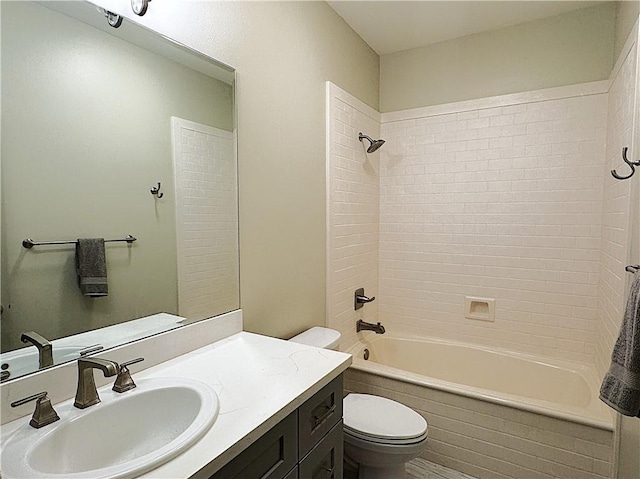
[207,375,344,479]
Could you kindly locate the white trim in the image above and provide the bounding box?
[171,116,233,141]
[325,81,381,329]
[325,82,333,328]
[381,80,609,124]
[327,82,381,123]
[613,19,640,479]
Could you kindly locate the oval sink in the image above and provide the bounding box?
[1,377,219,479]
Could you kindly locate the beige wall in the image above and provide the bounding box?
[1,2,233,351]
[615,1,640,60]
[380,3,616,112]
[90,0,380,338]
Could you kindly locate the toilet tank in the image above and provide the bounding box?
[289,327,341,350]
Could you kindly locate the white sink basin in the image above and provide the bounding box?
[1,377,219,479]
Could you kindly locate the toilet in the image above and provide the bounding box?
[289,327,428,479]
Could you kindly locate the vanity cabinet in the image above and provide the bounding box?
[209,375,343,479]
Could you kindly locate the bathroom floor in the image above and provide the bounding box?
[406,458,477,479]
[344,459,476,479]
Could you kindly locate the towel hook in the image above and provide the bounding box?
[611,147,639,180]
[150,182,163,198]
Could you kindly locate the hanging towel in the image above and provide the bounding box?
[76,238,108,297]
[599,271,640,417]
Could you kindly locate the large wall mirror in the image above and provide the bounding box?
[0,1,238,381]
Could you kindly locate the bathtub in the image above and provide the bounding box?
[344,334,615,479]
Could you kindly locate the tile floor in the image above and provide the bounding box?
[344,458,477,479]
[406,458,477,479]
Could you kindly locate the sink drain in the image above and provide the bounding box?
[363,348,369,360]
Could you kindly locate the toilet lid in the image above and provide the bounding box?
[343,394,428,442]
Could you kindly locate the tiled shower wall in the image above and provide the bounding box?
[326,83,380,348]
[172,117,239,322]
[377,89,608,364]
[596,38,638,379]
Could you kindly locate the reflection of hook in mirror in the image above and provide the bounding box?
[150,182,164,199]
[96,8,123,28]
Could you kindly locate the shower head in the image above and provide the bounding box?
[358,133,385,153]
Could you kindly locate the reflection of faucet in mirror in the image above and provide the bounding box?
[79,344,105,357]
[21,331,53,369]
[74,357,119,409]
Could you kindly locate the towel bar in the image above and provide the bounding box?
[22,235,136,249]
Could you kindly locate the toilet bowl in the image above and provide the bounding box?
[343,393,428,479]
[289,327,428,479]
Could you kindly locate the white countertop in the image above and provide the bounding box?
[1,331,352,479]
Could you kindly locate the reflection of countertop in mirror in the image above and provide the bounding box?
[54,312,187,351]
[0,313,186,379]
[0,312,351,478]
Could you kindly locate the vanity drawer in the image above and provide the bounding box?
[284,466,298,479]
[298,375,343,458]
[299,420,343,479]
[210,411,298,479]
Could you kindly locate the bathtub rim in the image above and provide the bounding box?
[345,333,615,432]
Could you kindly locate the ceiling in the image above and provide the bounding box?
[327,1,608,56]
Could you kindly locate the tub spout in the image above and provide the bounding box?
[356,320,385,334]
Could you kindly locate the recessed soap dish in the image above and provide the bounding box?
[464,297,495,322]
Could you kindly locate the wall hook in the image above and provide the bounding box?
[150,182,163,198]
[611,147,639,180]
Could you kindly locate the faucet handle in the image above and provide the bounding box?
[11,391,60,428]
[79,344,104,357]
[113,357,144,393]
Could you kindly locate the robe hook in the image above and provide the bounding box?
[611,147,639,180]
[150,182,163,198]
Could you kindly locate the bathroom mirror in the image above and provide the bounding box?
[0,1,238,381]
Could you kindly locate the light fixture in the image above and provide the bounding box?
[131,0,150,16]
[97,7,123,28]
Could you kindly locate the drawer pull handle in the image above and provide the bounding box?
[320,465,335,479]
[313,404,336,428]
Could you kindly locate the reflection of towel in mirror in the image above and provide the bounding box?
[599,272,640,417]
[76,238,108,297]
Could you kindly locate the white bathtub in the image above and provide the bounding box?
[348,334,612,429]
[344,333,615,479]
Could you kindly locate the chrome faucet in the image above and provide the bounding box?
[74,357,118,409]
[21,331,53,369]
[356,319,385,334]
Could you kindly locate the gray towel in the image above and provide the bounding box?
[76,238,108,297]
[599,271,640,417]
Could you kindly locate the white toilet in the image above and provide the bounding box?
[289,327,428,479]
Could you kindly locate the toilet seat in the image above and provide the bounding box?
[343,394,428,445]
